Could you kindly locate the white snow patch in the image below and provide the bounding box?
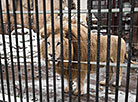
[0,93,33,102]
[0,28,43,65]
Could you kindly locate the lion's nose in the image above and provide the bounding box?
[49,54,53,57]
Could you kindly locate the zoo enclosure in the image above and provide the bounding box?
[0,0,138,102]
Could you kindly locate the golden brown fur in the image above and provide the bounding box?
[40,21,137,95]
[40,22,88,94]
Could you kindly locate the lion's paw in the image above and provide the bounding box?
[112,81,121,87]
[64,86,69,93]
[99,80,106,86]
[74,89,84,95]
[74,89,79,95]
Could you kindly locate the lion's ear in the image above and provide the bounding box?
[40,25,52,38]
[62,30,69,39]
[63,30,77,40]
[62,24,78,40]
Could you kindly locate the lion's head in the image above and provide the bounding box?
[41,33,74,65]
[40,21,88,66]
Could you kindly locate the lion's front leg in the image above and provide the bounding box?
[100,66,113,86]
[112,67,122,86]
[74,71,86,95]
[64,78,69,93]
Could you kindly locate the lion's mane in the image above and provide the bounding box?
[40,22,88,81]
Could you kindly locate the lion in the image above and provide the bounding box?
[40,21,138,95]
[40,22,88,95]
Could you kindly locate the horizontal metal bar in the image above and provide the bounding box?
[61,60,138,69]
[2,7,138,14]
[14,60,138,69]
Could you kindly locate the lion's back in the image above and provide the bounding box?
[90,34,126,63]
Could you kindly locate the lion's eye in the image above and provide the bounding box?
[56,42,61,46]
[47,42,50,45]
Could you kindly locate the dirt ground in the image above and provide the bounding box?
[0,64,138,102]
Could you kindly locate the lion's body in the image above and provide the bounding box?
[90,35,126,70]
[40,22,126,94]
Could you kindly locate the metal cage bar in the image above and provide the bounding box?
[19,0,29,101]
[2,7,138,14]
[125,0,135,102]
[96,0,101,102]
[11,0,23,101]
[34,0,42,101]
[87,0,92,102]
[5,0,17,101]
[50,0,57,102]
[57,60,138,69]
[115,0,123,101]
[0,1,11,102]
[77,0,81,101]
[68,0,72,102]
[136,71,138,102]
[105,0,112,101]
[42,0,50,102]
[27,0,36,101]
[59,0,65,102]
[0,54,5,101]
[27,0,36,102]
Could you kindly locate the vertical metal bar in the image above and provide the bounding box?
[77,0,81,101]
[59,0,64,102]
[34,0,42,101]
[19,0,29,101]
[105,0,112,101]
[27,0,36,101]
[125,0,135,102]
[5,0,17,101]
[42,0,50,102]
[112,0,118,35]
[0,1,11,102]
[96,0,101,102]
[0,54,5,101]
[115,0,123,101]
[11,0,23,101]
[136,71,138,102]
[68,0,72,102]
[50,0,56,102]
[87,0,92,102]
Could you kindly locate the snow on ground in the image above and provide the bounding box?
[0,93,33,102]
[0,29,42,65]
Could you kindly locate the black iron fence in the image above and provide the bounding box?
[0,0,138,102]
